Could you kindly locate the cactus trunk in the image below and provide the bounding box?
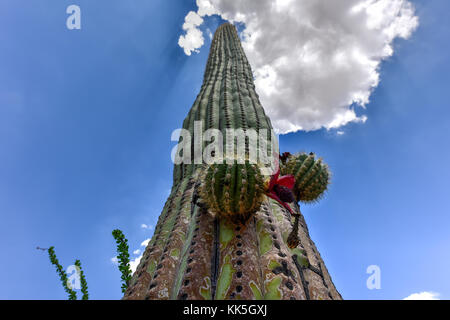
[123,23,341,300]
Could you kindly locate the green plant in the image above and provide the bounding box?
[47,246,77,300]
[281,152,330,203]
[199,160,265,223]
[112,229,132,293]
[74,260,89,300]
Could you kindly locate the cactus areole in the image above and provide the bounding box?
[124,23,341,300]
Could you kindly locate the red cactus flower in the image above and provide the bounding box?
[268,152,301,248]
[266,167,295,215]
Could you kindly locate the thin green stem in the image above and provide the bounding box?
[112,229,132,293]
[47,246,77,300]
[74,259,89,300]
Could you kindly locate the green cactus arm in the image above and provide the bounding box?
[283,153,331,203]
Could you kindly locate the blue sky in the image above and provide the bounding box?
[0,0,449,300]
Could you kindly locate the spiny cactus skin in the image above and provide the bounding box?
[123,23,341,301]
[281,153,330,203]
[172,22,275,187]
[199,161,265,223]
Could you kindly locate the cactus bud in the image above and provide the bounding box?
[281,153,330,203]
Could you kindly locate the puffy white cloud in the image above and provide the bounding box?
[110,256,118,265]
[140,238,151,247]
[141,223,153,230]
[197,0,218,16]
[178,0,418,133]
[129,254,143,274]
[129,238,152,273]
[178,11,205,56]
[403,291,440,300]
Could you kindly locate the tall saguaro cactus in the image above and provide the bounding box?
[124,23,341,300]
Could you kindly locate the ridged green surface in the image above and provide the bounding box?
[173,23,274,186]
[123,23,341,301]
[199,161,265,222]
[281,153,330,203]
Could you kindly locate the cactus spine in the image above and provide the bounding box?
[123,23,341,300]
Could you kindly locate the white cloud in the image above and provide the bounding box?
[140,238,151,247]
[178,0,418,133]
[111,254,140,274]
[111,237,152,274]
[206,28,213,40]
[197,0,218,16]
[129,238,151,273]
[129,254,143,274]
[141,223,153,230]
[403,291,440,300]
[112,254,141,274]
[178,11,205,56]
